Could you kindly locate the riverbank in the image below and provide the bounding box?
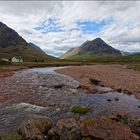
[56,64,140,99]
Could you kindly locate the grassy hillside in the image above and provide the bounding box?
[62,52,140,64]
[0,45,57,62]
[0,21,56,62]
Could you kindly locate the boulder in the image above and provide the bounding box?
[80,117,139,140]
[17,114,53,140]
[119,115,140,137]
[48,118,81,140]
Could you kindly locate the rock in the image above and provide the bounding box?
[119,115,140,137]
[114,97,119,101]
[108,115,120,121]
[80,117,139,140]
[107,99,112,102]
[48,118,81,140]
[115,112,125,118]
[17,114,53,140]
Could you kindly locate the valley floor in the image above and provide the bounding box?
[56,64,140,99]
[0,65,140,139]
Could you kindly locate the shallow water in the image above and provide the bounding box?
[75,92,140,117]
[95,85,112,92]
[27,66,68,74]
[0,66,140,134]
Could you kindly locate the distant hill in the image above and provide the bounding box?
[60,38,122,60]
[0,22,55,61]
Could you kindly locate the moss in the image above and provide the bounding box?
[70,106,90,114]
[84,118,94,126]
[82,137,92,140]
[3,133,21,140]
[101,116,109,121]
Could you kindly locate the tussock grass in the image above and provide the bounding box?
[71,105,90,114]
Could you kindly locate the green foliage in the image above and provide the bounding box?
[71,105,90,114]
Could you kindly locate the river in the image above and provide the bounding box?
[0,67,140,135]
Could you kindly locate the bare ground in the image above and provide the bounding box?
[56,64,140,99]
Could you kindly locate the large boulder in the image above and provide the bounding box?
[118,115,140,137]
[80,117,139,140]
[48,118,81,140]
[17,114,53,140]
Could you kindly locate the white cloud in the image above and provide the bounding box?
[0,1,140,56]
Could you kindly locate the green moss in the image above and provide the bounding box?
[84,118,94,126]
[70,106,90,114]
[82,137,92,140]
[4,133,21,140]
[101,116,109,121]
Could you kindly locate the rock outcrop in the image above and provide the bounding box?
[17,114,53,140]
[17,114,139,140]
[48,118,81,140]
[80,117,139,140]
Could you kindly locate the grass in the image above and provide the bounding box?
[63,52,140,64]
[127,64,140,71]
[0,60,85,72]
[2,133,21,140]
[70,105,91,114]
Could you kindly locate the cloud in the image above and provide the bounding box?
[0,1,140,56]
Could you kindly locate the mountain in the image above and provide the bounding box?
[120,51,130,56]
[28,42,47,55]
[0,21,55,61]
[60,38,122,60]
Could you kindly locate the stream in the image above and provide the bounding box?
[0,67,140,135]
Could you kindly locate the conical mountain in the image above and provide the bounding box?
[60,38,121,59]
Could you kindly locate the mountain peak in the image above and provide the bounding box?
[60,38,122,59]
[93,37,103,41]
[0,21,53,61]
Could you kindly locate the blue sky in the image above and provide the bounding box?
[34,18,111,35]
[0,1,140,56]
[34,18,64,34]
[76,19,112,34]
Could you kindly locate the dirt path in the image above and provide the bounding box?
[56,64,140,99]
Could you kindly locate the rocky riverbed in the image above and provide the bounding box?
[0,66,140,139]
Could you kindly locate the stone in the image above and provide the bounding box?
[107,99,112,102]
[114,97,119,101]
[115,112,125,118]
[48,118,81,140]
[80,117,139,140]
[17,114,53,140]
[119,115,140,137]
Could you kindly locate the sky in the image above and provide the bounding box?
[0,1,140,57]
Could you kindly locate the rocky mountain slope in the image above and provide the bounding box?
[0,22,55,61]
[60,38,122,60]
